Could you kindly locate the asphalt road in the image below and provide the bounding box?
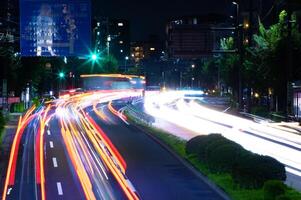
[2,92,228,200]
[88,103,226,200]
[45,117,85,200]
[8,119,38,200]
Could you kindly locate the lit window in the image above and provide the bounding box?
[97,32,100,35]
[97,22,100,27]
[120,49,123,53]
[118,22,124,27]
[150,47,155,51]
[119,41,123,44]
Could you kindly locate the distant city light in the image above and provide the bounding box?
[118,22,124,27]
[150,47,155,51]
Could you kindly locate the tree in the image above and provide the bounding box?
[100,55,118,73]
[0,46,22,95]
[214,37,239,95]
[244,10,301,112]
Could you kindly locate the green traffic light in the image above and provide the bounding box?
[59,72,64,78]
[91,53,98,61]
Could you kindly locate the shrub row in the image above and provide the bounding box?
[186,134,286,188]
[10,102,25,113]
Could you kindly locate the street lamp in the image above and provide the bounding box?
[232,1,243,108]
[191,77,195,88]
[124,56,129,72]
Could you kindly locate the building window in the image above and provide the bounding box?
[97,22,100,27]
[119,41,123,44]
[150,47,155,51]
[193,18,197,25]
[118,22,124,27]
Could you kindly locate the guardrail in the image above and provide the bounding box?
[239,112,274,123]
[126,105,155,125]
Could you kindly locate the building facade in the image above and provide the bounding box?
[166,15,233,60]
[93,17,130,64]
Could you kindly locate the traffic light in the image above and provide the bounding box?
[92,53,97,61]
[59,72,65,78]
[91,53,99,61]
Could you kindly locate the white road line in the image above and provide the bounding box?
[47,130,51,135]
[7,187,12,195]
[52,157,58,168]
[49,141,54,148]
[56,182,63,195]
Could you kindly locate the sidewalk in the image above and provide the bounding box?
[0,113,22,196]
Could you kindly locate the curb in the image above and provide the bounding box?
[126,114,231,200]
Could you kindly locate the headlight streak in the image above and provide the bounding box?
[2,106,37,200]
[144,90,301,177]
[54,90,141,200]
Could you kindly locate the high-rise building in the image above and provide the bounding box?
[0,0,19,47]
[166,15,231,59]
[93,17,130,64]
[131,35,164,64]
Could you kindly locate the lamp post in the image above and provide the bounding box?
[232,1,243,109]
[191,64,195,88]
[124,56,129,73]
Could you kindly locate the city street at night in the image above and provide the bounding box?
[1,0,301,199]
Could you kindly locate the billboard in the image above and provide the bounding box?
[20,0,91,57]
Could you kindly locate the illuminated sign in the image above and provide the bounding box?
[20,0,91,57]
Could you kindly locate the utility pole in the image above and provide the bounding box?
[286,6,293,118]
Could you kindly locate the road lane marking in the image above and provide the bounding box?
[47,130,51,135]
[52,157,58,167]
[7,187,12,195]
[49,141,54,148]
[56,182,63,195]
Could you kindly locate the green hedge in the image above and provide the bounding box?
[186,134,286,189]
[263,180,286,200]
[0,111,6,145]
[10,102,25,113]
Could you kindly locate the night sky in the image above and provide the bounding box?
[94,0,274,41]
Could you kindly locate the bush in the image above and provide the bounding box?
[186,134,286,189]
[275,195,291,200]
[202,136,236,164]
[0,112,5,127]
[186,135,207,155]
[264,180,286,200]
[232,154,286,188]
[207,143,246,173]
[10,102,25,113]
[186,134,227,162]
